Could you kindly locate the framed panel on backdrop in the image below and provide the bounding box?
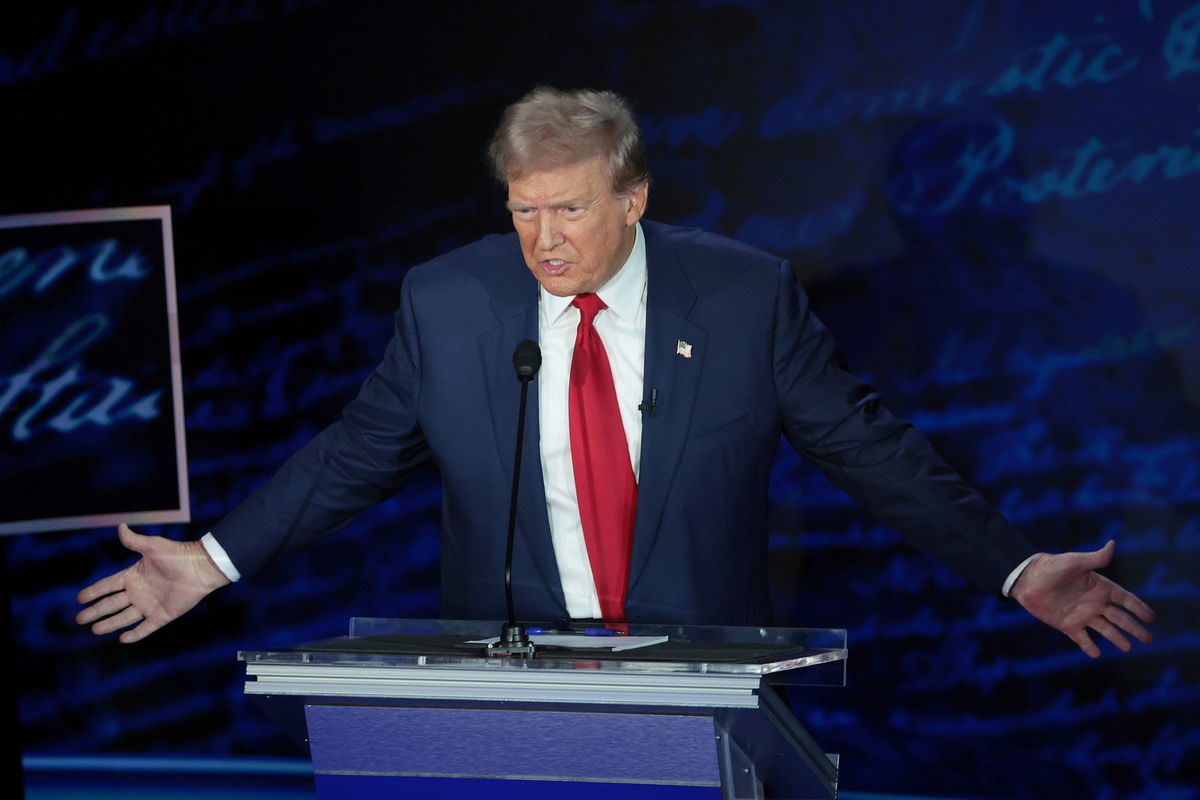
[0,206,188,535]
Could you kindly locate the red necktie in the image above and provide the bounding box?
[569,293,637,621]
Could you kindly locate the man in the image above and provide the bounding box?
[78,88,1154,657]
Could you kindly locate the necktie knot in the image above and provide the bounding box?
[572,293,606,325]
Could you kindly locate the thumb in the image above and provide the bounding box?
[117,522,151,554]
[1078,539,1115,571]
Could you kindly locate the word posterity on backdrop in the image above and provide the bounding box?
[0,207,188,534]
[3,2,1198,798]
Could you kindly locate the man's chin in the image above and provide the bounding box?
[532,272,584,297]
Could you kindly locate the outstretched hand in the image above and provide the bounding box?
[76,523,231,643]
[1011,540,1155,658]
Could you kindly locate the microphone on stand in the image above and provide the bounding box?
[488,339,541,657]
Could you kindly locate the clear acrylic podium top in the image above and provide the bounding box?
[239,617,847,687]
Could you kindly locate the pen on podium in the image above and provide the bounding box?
[526,627,626,636]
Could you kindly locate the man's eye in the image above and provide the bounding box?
[564,207,585,217]
[513,208,535,219]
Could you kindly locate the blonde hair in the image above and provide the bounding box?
[488,87,650,194]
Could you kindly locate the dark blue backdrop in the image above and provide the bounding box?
[3,1,1198,797]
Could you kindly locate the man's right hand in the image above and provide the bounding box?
[76,523,231,643]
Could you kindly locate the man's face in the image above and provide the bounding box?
[507,157,648,297]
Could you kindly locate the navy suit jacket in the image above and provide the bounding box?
[212,221,1036,625]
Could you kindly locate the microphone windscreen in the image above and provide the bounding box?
[512,339,542,379]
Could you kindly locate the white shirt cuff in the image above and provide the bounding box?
[201,532,242,583]
[1002,553,1038,597]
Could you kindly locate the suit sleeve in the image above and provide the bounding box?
[771,261,1037,594]
[209,272,431,579]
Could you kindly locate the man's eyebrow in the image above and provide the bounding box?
[505,197,593,212]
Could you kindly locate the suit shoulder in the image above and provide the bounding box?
[643,221,787,305]
[404,231,524,294]
[644,220,784,270]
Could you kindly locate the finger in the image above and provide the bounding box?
[90,605,144,636]
[119,618,163,644]
[1102,605,1153,645]
[1108,585,1157,624]
[1068,628,1101,659]
[77,569,129,604]
[1089,616,1132,653]
[75,591,130,625]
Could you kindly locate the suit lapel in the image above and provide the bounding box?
[477,268,566,615]
[628,226,708,598]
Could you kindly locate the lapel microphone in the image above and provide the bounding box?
[638,388,659,416]
[489,339,541,656]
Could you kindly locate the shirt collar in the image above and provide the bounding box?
[540,222,647,324]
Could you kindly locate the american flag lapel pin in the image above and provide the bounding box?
[676,339,693,359]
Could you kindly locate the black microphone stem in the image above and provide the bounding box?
[504,375,530,626]
[489,339,540,656]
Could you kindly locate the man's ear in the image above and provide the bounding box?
[625,181,649,225]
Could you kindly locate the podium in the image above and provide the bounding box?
[239,618,847,799]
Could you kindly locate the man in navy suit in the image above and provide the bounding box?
[78,88,1154,656]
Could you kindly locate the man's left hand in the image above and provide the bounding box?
[1011,540,1156,658]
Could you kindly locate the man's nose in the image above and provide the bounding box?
[536,214,563,250]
